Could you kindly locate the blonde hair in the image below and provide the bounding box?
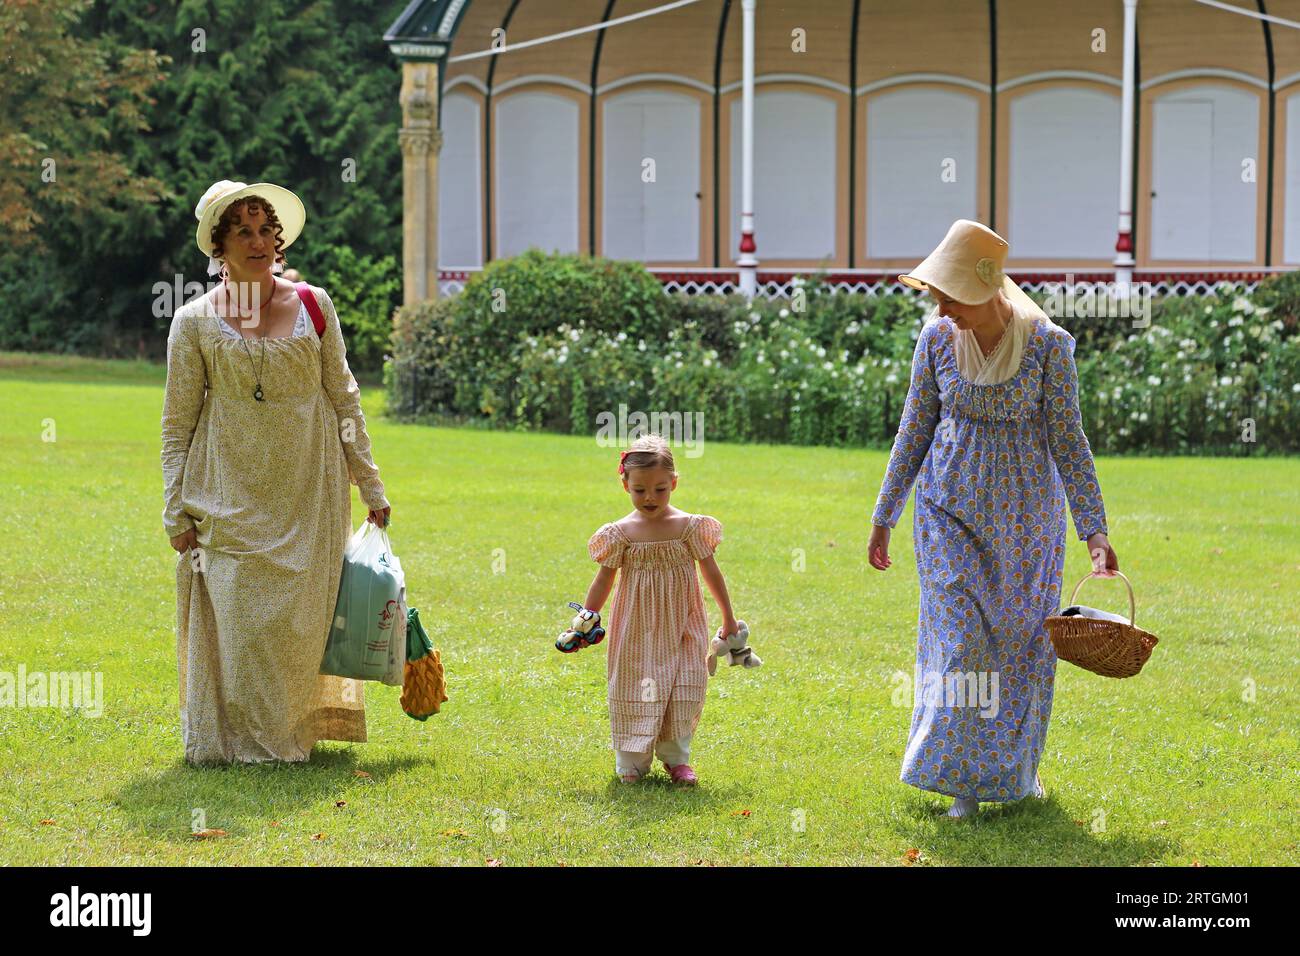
[620,433,676,477]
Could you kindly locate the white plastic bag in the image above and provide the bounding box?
[321,522,407,686]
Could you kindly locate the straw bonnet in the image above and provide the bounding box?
[194,180,306,263]
[898,219,1018,306]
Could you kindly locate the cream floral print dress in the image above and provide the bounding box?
[160,286,389,763]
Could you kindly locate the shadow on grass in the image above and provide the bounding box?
[112,746,435,843]
[566,771,755,830]
[895,790,1179,865]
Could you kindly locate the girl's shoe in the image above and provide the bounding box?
[664,763,698,786]
[618,771,643,784]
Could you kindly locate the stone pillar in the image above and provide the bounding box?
[399,60,443,305]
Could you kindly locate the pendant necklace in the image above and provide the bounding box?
[223,278,277,401]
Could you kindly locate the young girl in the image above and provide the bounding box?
[565,434,739,785]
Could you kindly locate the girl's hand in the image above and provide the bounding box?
[368,506,391,528]
[868,524,892,571]
[717,617,740,640]
[1086,532,1118,576]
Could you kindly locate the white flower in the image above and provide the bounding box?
[779,308,790,318]
[1231,296,1254,315]
[1292,382,1300,393]
[816,346,827,358]
[1227,315,1244,328]
[568,328,581,342]
[1138,412,1148,423]
[1219,376,1232,387]
[749,311,761,322]
[638,340,647,352]
[1147,375,1162,387]
[885,372,899,384]
[675,360,684,369]
[823,361,834,371]
[616,331,627,342]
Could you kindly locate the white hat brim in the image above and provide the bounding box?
[195,183,306,259]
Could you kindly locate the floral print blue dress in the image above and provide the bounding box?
[872,315,1107,801]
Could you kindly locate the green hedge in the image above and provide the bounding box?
[387,251,1300,455]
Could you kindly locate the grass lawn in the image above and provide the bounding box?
[0,350,1296,866]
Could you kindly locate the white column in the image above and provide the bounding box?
[737,0,758,298]
[1113,0,1138,286]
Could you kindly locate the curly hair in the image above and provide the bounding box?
[209,196,288,268]
[621,433,676,478]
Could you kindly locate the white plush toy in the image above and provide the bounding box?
[708,620,760,675]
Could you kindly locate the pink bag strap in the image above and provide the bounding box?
[294,282,326,337]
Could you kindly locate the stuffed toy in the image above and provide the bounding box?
[708,620,760,675]
[401,607,448,720]
[555,601,605,653]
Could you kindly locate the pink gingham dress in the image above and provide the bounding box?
[588,514,723,752]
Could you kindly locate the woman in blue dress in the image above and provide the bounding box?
[869,220,1119,818]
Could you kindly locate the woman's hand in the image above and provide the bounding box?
[367,505,391,528]
[868,524,892,571]
[1086,532,1118,576]
[169,528,197,553]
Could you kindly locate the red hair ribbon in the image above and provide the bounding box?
[617,449,630,475]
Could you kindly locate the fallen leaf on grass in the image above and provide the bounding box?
[440,828,468,838]
[731,809,752,817]
[311,833,327,841]
[901,848,922,865]
[1152,820,1168,828]
[1191,860,1204,867]
[193,829,228,839]
[39,819,56,826]
[353,771,371,779]
[335,801,347,808]
[485,858,503,867]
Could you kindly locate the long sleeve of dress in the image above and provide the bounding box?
[314,286,390,511]
[160,308,206,538]
[1042,328,1107,540]
[871,322,941,528]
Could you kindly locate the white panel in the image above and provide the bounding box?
[1151,85,1257,262]
[866,88,979,259]
[1286,95,1300,263]
[1009,87,1120,259]
[729,91,837,261]
[1152,101,1213,259]
[495,92,579,257]
[602,91,701,262]
[438,93,483,268]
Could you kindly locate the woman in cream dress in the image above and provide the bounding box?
[161,180,391,764]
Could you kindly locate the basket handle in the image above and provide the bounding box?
[1066,569,1136,626]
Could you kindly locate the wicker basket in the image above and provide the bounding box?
[1045,570,1159,678]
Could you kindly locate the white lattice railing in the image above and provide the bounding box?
[437,267,1289,300]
